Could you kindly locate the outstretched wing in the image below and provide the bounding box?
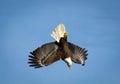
[68,42,88,66]
[28,42,61,68]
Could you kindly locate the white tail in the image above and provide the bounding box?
[51,24,66,43]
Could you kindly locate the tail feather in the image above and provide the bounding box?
[51,24,66,42]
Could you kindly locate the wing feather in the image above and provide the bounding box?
[28,42,61,68]
[68,42,88,65]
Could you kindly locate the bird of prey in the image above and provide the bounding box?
[28,24,88,69]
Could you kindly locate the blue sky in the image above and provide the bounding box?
[0,0,120,84]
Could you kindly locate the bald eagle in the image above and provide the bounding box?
[28,24,88,69]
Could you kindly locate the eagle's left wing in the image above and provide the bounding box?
[28,42,61,68]
[68,42,88,66]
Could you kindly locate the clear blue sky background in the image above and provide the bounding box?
[0,0,120,84]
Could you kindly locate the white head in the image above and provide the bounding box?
[64,57,72,69]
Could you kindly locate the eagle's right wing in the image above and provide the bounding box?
[68,42,88,66]
[28,42,61,68]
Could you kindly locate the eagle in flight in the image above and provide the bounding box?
[28,24,88,69]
